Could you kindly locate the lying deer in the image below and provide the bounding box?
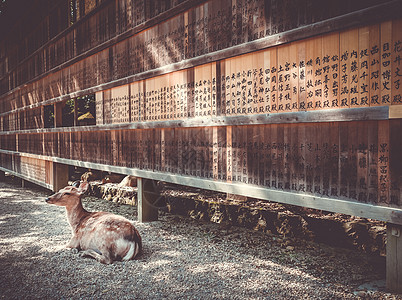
[45,181,142,264]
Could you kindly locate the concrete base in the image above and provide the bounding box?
[52,162,69,192]
[137,178,159,222]
[386,223,402,293]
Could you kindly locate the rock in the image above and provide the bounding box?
[81,170,103,182]
[102,173,126,184]
[118,175,138,187]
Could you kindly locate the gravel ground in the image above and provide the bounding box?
[0,178,401,299]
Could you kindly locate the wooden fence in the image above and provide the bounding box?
[0,0,402,290]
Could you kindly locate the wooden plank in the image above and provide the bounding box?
[283,123,292,191]
[380,21,392,106]
[391,18,402,106]
[213,126,218,180]
[340,28,359,108]
[389,119,402,206]
[358,26,370,107]
[130,82,139,122]
[356,121,369,203]
[277,44,291,113]
[386,224,402,293]
[347,121,358,201]
[242,53,253,115]
[252,125,259,186]
[3,0,401,107]
[226,126,232,183]
[296,40,307,111]
[304,123,313,194]
[111,84,129,124]
[269,48,278,113]
[23,151,402,224]
[8,17,398,119]
[378,120,390,204]
[187,68,195,118]
[368,23,381,107]
[367,120,379,204]
[327,122,338,198]
[305,36,321,111]
[288,43,299,112]
[0,106,391,135]
[321,33,340,109]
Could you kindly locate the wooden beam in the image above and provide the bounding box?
[137,178,159,222]
[0,106,390,135]
[52,162,69,192]
[389,106,402,119]
[2,150,401,225]
[387,223,402,293]
[0,166,53,190]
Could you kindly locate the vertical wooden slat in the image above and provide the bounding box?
[389,119,402,206]
[269,48,278,113]
[339,28,359,108]
[226,126,233,183]
[277,44,290,113]
[391,19,402,106]
[358,26,370,107]
[380,21,392,107]
[378,120,390,204]
[322,33,340,109]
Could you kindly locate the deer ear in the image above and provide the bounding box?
[77,181,89,195]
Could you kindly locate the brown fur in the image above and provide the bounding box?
[45,182,142,264]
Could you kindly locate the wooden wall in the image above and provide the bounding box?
[0,0,402,223]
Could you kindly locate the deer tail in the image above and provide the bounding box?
[122,241,140,261]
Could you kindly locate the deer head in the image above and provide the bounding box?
[46,181,89,208]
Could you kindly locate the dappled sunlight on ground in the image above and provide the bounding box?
[0,179,399,299]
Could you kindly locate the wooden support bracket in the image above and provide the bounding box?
[137,178,160,222]
[387,223,402,293]
[52,162,69,192]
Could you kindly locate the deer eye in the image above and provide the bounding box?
[64,192,71,196]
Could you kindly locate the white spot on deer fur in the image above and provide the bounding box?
[46,182,141,263]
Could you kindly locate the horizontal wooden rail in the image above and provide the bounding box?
[1,149,402,225]
[0,106,391,135]
[0,166,53,190]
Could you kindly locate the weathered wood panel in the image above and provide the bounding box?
[2,119,400,210]
[1,1,402,228]
[4,20,402,127]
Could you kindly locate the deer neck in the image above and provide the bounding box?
[65,199,90,231]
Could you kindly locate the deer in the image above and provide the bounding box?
[45,181,142,264]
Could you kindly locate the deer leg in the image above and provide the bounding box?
[79,249,113,264]
[66,236,80,249]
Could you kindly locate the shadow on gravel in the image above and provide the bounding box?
[0,178,397,299]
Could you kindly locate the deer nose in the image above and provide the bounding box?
[45,197,51,203]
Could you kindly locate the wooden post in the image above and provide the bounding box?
[73,98,78,127]
[137,177,159,222]
[0,170,5,181]
[52,162,69,192]
[54,102,63,127]
[387,223,402,293]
